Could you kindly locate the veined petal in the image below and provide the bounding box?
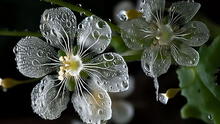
[112,101,134,124]
[120,18,154,50]
[31,75,70,120]
[175,21,209,47]
[40,7,77,52]
[13,37,58,78]
[141,45,171,77]
[85,53,129,92]
[72,81,112,124]
[171,43,199,66]
[138,0,165,22]
[168,1,200,25]
[77,16,111,55]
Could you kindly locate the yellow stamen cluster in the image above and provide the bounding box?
[58,55,83,80]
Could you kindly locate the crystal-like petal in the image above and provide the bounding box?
[141,45,171,77]
[120,18,154,50]
[168,1,200,25]
[171,43,199,66]
[77,16,111,54]
[13,36,58,78]
[40,7,77,51]
[86,53,129,92]
[112,101,134,124]
[175,21,209,47]
[72,81,112,124]
[138,0,165,22]
[31,75,69,120]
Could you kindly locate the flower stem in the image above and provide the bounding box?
[0,78,40,89]
[0,30,41,37]
[41,0,121,33]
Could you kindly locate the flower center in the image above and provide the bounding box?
[58,54,83,80]
[156,24,174,45]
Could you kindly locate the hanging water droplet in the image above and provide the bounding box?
[117,10,128,21]
[78,4,82,7]
[158,93,168,104]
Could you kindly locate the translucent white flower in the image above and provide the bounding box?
[118,0,209,100]
[13,7,129,123]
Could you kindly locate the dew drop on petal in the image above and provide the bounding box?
[98,109,103,115]
[158,93,169,104]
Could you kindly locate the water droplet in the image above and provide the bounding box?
[32,59,41,66]
[96,21,106,29]
[92,30,100,39]
[78,4,82,7]
[103,53,114,61]
[117,10,128,21]
[98,93,104,99]
[158,93,168,104]
[66,20,72,28]
[98,109,103,115]
[122,80,128,88]
[208,114,213,120]
[37,50,44,57]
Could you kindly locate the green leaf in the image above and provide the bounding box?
[177,36,220,124]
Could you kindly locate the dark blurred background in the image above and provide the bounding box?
[0,0,217,124]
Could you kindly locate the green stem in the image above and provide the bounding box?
[42,0,121,33]
[0,30,41,37]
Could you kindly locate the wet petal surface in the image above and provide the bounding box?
[141,45,171,77]
[175,21,209,47]
[40,7,77,51]
[13,36,58,78]
[138,0,165,22]
[72,81,112,124]
[120,18,154,50]
[168,1,200,25]
[171,43,199,66]
[31,75,69,120]
[77,16,111,55]
[84,53,129,92]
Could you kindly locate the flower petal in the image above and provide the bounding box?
[72,80,112,124]
[168,1,200,25]
[141,45,171,77]
[120,18,154,50]
[77,16,111,54]
[171,43,199,66]
[85,53,129,92]
[112,101,134,124]
[175,21,209,47]
[31,75,70,120]
[138,0,165,22]
[40,7,77,51]
[13,37,58,78]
